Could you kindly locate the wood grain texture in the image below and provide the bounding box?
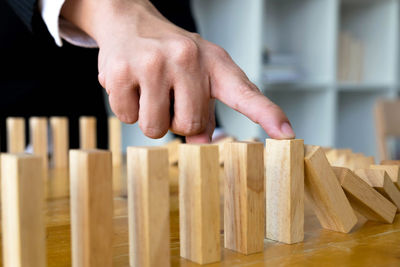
[50,117,69,168]
[6,117,25,153]
[354,169,400,212]
[304,145,357,233]
[224,142,264,254]
[127,147,170,267]
[79,117,96,149]
[213,136,235,165]
[179,144,221,264]
[265,139,304,244]
[1,154,45,267]
[69,150,113,267]
[164,138,182,165]
[370,165,400,191]
[29,117,48,172]
[332,167,396,223]
[108,117,122,166]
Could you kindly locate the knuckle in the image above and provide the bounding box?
[209,43,230,59]
[170,37,199,66]
[139,123,166,139]
[174,120,205,136]
[117,113,138,124]
[109,61,131,87]
[141,51,164,74]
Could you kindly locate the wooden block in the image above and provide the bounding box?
[179,144,220,264]
[163,138,182,165]
[304,145,357,233]
[6,117,25,153]
[79,116,97,149]
[354,169,400,212]
[1,154,46,267]
[108,117,122,166]
[381,160,400,165]
[212,136,235,165]
[332,167,396,224]
[370,165,400,191]
[224,142,264,254]
[265,139,304,244]
[352,153,375,170]
[29,117,48,171]
[70,150,113,267]
[127,147,170,267]
[50,117,69,168]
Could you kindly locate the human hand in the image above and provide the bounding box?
[62,0,295,143]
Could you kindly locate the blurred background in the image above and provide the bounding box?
[117,0,400,161]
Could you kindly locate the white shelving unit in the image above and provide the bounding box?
[192,0,400,159]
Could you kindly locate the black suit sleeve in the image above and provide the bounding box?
[5,0,37,31]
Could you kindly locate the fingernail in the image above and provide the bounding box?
[280,122,295,139]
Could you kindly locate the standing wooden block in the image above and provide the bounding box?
[213,136,235,165]
[354,169,400,212]
[332,167,396,223]
[163,138,182,165]
[50,117,69,168]
[29,117,48,171]
[79,116,97,149]
[6,117,25,153]
[179,144,220,264]
[304,146,357,233]
[1,154,45,267]
[370,165,400,191]
[224,142,264,254]
[381,160,400,165]
[70,150,113,267]
[127,147,170,267]
[265,139,304,244]
[108,117,122,166]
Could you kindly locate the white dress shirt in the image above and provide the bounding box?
[39,0,97,47]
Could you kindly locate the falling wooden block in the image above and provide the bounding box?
[50,117,69,168]
[381,160,400,165]
[127,147,170,267]
[163,138,182,165]
[332,167,396,224]
[224,142,264,254]
[352,153,375,170]
[179,144,220,264]
[304,145,357,233]
[29,117,48,171]
[79,116,97,149]
[212,136,235,165]
[6,117,25,153]
[370,165,400,191]
[108,117,122,166]
[1,154,46,267]
[265,139,304,244]
[70,150,113,267]
[354,169,400,212]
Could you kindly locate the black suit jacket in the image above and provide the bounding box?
[0,0,196,151]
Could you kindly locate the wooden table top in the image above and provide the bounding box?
[1,165,399,266]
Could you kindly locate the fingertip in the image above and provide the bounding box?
[185,132,212,144]
[280,122,296,139]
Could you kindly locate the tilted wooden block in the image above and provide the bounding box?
[127,147,170,267]
[79,116,97,149]
[50,117,69,168]
[304,145,357,233]
[1,154,46,267]
[354,169,400,212]
[224,142,264,254]
[370,165,400,191]
[6,117,25,153]
[29,117,48,172]
[265,139,304,244]
[179,144,221,264]
[332,167,396,224]
[70,150,113,267]
[163,138,182,165]
[108,117,122,166]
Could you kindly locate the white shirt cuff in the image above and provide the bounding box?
[39,0,98,48]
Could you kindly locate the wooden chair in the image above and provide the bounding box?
[374,99,400,161]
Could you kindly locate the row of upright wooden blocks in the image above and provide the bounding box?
[1,137,400,266]
[4,116,122,167]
